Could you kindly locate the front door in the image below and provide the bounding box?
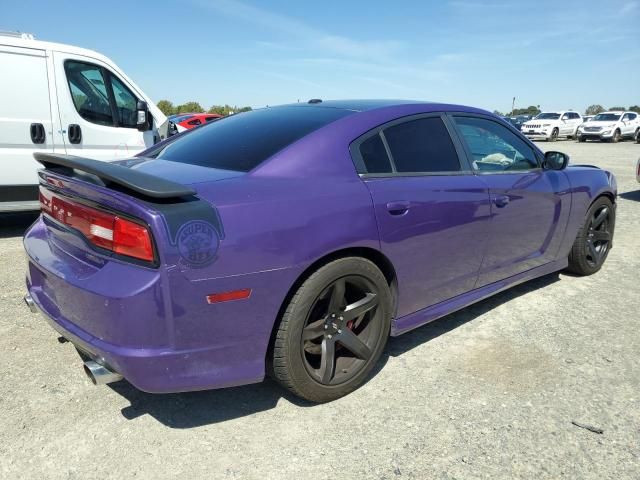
[53,52,148,160]
[450,115,571,286]
[352,114,492,317]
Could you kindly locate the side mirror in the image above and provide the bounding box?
[136,100,151,132]
[544,151,569,171]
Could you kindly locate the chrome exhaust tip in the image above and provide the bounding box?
[24,293,37,313]
[83,360,123,385]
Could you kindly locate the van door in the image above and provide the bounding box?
[53,52,151,160]
[0,45,54,209]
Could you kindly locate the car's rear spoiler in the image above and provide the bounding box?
[34,153,196,199]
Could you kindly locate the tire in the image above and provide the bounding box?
[567,197,615,276]
[578,136,586,143]
[549,128,559,142]
[635,129,640,143]
[612,129,621,143]
[271,257,392,402]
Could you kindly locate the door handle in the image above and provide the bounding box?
[386,201,411,216]
[492,195,510,208]
[68,124,82,144]
[30,123,46,144]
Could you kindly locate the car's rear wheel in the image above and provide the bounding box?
[271,257,392,402]
[567,197,614,276]
[549,128,558,141]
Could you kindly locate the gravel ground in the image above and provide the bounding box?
[1,140,639,480]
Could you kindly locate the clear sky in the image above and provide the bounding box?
[3,0,639,113]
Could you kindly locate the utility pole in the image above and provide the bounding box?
[511,97,516,116]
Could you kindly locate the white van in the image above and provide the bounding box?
[0,32,167,212]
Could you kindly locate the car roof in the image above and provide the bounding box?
[278,99,433,112]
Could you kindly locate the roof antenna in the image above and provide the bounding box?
[308,98,322,104]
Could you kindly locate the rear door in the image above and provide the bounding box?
[53,52,148,160]
[0,44,64,208]
[450,114,571,286]
[353,114,492,317]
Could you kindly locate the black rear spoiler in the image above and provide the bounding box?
[34,153,196,199]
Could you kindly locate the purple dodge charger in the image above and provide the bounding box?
[23,100,617,402]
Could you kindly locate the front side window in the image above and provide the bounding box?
[453,116,538,172]
[65,61,113,126]
[109,75,138,128]
[382,117,461,173]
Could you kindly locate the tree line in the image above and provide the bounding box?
[495,104,640,117]
[157,100,252,116]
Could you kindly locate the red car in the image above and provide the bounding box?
[168,113,223,133]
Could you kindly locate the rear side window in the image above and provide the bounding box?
[383,117,461,173]
[155,107,353,172]
[359,134,392,173]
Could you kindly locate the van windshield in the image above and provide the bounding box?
[154,107,353,172]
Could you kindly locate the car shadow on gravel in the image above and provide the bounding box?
[111,272,560,428]
[0,212,39,238]
[619,190,640,202]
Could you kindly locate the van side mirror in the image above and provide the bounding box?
[544,151,569,170]
[136,100,151,132]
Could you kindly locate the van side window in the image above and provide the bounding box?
[65,61,113,126]
[109,75,138,128]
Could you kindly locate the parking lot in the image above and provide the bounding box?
[0,141,638,479]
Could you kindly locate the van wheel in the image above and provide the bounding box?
[270,257,392,402]
[567,197,614,276]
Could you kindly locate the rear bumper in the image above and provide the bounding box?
[22,217,294,393]
[25,283,264,393]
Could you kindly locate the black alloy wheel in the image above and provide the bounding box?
[567,197,614,275]
[301,276,382,385]
[584,205,612,268]
[271,257,392,402]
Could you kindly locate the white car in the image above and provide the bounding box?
[0,32,168,212]
[522,111,583,141]
[577,111,640,143]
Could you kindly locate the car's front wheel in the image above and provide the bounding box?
[271,257,392,402]
[549,128,559,141]
[567,197,614,276]
[611,129,621,143]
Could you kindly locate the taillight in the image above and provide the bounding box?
[39,187,155,262]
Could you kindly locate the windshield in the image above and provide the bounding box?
[154,106,354,172]
[535,113,561,120]
[592,113,621,122]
